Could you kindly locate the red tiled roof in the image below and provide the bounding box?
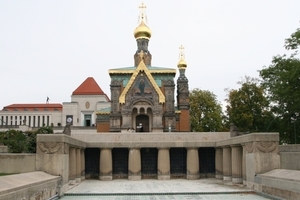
[72,77,105,95]
[2,104,62,111]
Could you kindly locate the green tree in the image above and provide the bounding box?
[26,126,54,153]
[260,28,300,144]
[189,88,223,132]
[0,126,54,153]
[0,130,27,153]
[225,76,270,133]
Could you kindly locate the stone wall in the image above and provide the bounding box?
[0,145,8,153]
[0,153,36,174]
[279,144,300,170]
[215,133,280,187]
[36,134,86,193]
[0,171,61,200]
[72,132,231,147]
[256,169,300,200]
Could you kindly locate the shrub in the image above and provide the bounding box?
[0,126,54,153]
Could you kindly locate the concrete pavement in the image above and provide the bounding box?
[62,179,279,199]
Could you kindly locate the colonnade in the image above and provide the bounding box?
[68,147,85,183]
[0,115,51,127]
[98,147,200,180]
[215,144,244,184]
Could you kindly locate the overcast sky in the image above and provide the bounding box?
[1,0,299,109]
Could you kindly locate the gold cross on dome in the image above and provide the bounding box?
[138,3,147,23]
[179,45,185,59]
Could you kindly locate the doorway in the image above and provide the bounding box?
[170,148,187,178]
[112,148,129,179]
[141,148,157,178]
[84,114,91,126]
[135,114,149,132]
[85,148,100,179]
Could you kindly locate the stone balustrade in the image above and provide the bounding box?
[36,134,86,193]
[36,132,280,194]
[215,133,280,187]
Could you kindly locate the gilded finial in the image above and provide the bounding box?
[179,45,185,60]
[177,45,187,69]
[138,3,147,24]
[134,3,152,40]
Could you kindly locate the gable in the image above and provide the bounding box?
[128,72,153,97]
[119,51,165,104]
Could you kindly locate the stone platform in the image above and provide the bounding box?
[0,172,61,200]
[63,179,279,199]
[256,169,300,199]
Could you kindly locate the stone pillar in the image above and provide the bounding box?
[157,148,170,180]
[69,147,76,183]
[245,141,280,189]
[215,147,223,179]
[222,146,232,181]
[242,143,246,185]
[81,149,85,181]
[128,148,141,180]
[76,148,81,183]
[186,148,199,180]
[231,145,243,184]
[99,148,112,180]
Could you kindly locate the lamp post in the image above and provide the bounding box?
[266,117,276,132]
[294,120,297,144]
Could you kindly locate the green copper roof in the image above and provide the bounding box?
[96,107,111,114]
[109,66,176,71]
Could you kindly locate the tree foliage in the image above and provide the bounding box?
[225,76,270,133]
[0,127,54,153]
[260,28,300,144]
[189,88,223,132]
[0,130,27,153]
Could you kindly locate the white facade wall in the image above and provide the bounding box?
[62,102,79,126]
[61,94,110,127]
[0,95,110,128]
[0,111,62,128]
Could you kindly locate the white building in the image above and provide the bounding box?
[0,77,110,129]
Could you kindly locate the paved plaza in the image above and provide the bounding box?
[61,179,279,200]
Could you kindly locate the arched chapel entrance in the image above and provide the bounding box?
[131,103,153,132]
[136,114,149,132]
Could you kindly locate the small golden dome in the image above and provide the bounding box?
[134,3,151,40]
[177,58,187,69]
[134,21,152,40]
[177,45,187,69]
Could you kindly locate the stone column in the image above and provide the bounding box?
[231,145,243,184]
[76,148,81,183]
[222,146,232,181]
[69,147,76,183]
[157,148,170,180]
[81,149,85,181]
[242,143,246,185]
[186,148,199,180]
[128,148,141,180]
[215,147,223,179]
[99,148,112,180]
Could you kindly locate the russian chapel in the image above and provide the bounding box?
[96,3,190,132]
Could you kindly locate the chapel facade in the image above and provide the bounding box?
[96,3,190,132]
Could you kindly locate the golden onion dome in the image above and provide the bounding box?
[134,21,152,40]
[177,45,187,69]
[177,58,187,69]
[134,3,151,40]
